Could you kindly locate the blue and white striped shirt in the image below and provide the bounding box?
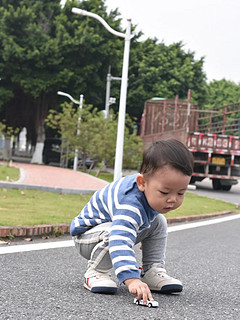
[70,174,159,283]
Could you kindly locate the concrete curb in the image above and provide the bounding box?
[0,210,234,238]
[0,181,196,194]
[0,182,98,194]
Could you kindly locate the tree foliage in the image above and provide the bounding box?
[0,0,62,144]
[55,0,123,105]
[126,39,207,121]
[45,103,143,170]
[1,0,239,159]
[204,79,240,108]
[0,0,123,145]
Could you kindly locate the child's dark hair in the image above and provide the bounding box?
[140,139,193,177]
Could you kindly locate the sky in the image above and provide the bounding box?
[61,0,240,84]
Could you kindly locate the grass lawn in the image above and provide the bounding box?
[0,188,92,226]
[84,170,113,183]
[0,163,20,182]
[0,188,239,226]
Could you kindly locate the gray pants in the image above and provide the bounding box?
[74,214,168,273]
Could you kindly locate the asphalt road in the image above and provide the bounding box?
[1,216,240,320]
[191,178,240,205]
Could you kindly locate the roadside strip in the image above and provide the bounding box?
[1,214,239,255]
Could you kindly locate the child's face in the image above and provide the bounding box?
[136,165,191,213]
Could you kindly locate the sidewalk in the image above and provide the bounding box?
[0,162,108,194]
[0,161,234,238]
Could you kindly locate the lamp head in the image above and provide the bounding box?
[72,8,89,16]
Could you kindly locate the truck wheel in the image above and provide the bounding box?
[212,179,222,190]
[222,185,232,191]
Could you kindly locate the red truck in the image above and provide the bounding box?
[140,93,240,191]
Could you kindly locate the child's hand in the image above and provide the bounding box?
[124,278,153,304]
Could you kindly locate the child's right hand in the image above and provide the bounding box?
[124,278,153,304]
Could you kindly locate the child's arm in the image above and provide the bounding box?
[124,278,153,304]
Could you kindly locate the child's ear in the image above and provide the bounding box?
[136,174,145,192]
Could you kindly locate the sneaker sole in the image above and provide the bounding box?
[150,284,183,294]
[84,283,117,294]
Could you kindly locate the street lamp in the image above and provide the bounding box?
[72,8,134,181]
[105,66,122,119]
[57,91,84,171]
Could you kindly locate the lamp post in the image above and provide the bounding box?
[72,8,134,181]
[105,66,122,119]
[57,91,84,171]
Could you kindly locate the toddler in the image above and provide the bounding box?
[70,139,193,303]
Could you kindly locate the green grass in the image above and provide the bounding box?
[0,189,92,226]
[0,188,239,226]
[0,163,20,182]
[84,170,114,183]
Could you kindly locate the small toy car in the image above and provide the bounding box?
[134,298,159,308]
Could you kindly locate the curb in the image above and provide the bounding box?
[166,210,233,224]
[0,182,99,195]
[0,210,234,238]
[0,224,70,238]
[0,182,195,195]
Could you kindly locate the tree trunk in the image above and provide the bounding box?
[3,137,12,161]
[31,123,45,164]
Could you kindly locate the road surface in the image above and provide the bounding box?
[191,178,240,205]
[1,215,239,320]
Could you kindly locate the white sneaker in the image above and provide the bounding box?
[141,263,183,294]
[84,268,117,294]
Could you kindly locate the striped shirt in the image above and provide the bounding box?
[70,174,159,284]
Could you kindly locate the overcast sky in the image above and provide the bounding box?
[105,0,240,84]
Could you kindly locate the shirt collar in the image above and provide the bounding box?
[124,173,140,194]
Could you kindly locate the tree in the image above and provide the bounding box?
[122,117,143,170]
[45,102,143,171]
[55,0,124,107]
[90,111,143,169]
[204,79,240,108]
[0,121,19,160]
[0,0,209,159]
[45,102,97,168]
[0,0,63,162]
[0,0,124,161]
[126,39,207,123]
